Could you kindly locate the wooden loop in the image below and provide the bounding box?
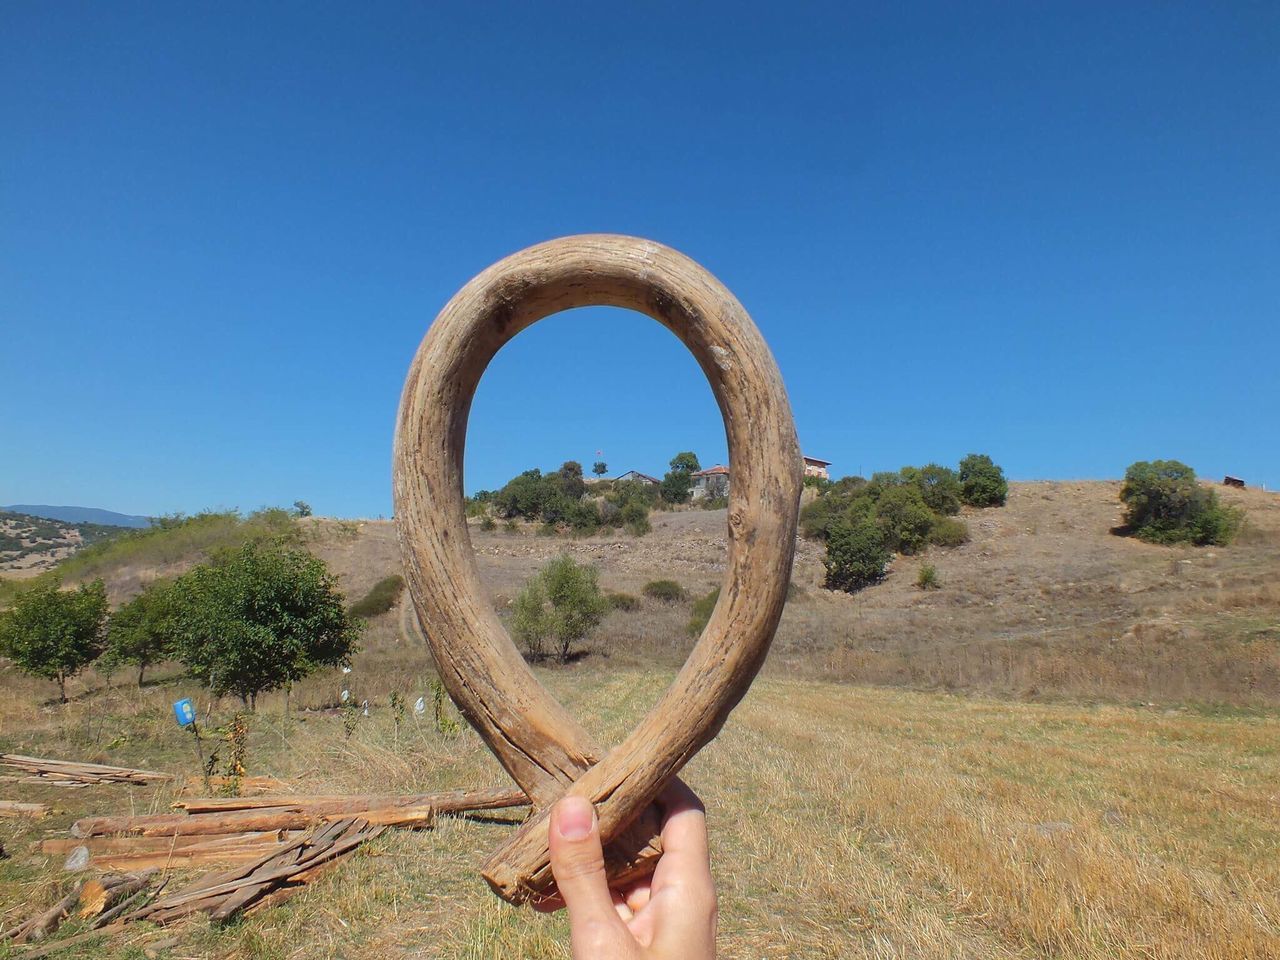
[394,234,802,903]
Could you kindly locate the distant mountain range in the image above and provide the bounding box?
[3,505,152,529]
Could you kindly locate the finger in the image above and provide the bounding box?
[612,889,634,923]
[623,879,652,914]
[652,782,712,890]
[549,796,631,952]
[530,893,564,914]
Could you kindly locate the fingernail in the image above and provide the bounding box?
[556,796,595,840]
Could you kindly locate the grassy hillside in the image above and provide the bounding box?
[0,510,134,581]
[6,481,1276,706]
[306,480,1280,707]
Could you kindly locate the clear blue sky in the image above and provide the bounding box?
[3,3,1277,518]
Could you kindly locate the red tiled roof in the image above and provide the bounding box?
[692,464,730,476]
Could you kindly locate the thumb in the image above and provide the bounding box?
[549,796,631,955]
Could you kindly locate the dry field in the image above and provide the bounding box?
[0,666,1277,959]
[1,481,1278,958]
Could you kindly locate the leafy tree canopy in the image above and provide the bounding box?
[170,541,361,708]
[0,577,107,701]
[1119,460,1241,546]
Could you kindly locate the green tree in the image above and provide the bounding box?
[292,500,313,518]
[592,461,608,477]
[102,579,181,687]
[659,451,701,505]
[823,517,890,593]
[510,555,608,663]
[669,451,701,474]
[0,577,107,702]
[493,469,550,519]
[557,461,587,500]
[171,541,361,709]
[1119,460,1242,545]
[913,464,962,516]
[874,485,936,555]
[660,469,693,504]
[958,454,1008,507]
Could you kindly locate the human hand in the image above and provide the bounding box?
[539,782,717,959]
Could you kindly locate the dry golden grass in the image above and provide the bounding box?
[1,663,1278,959]
[2,481,1277,956]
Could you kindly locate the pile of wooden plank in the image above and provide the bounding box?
[4,782,529,950]
[123,818,384,924]
[71,784,527,842]
[0,755,173,788]
[45,832,304,873]
[0,800,48,819]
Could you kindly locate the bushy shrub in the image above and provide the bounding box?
[0,577,107,702]
[606,591,640,612]
[479,515,496,532]
[622,501,651,536]
[511,555,608,663]
[687,586,720,637]
[643,579,687,603]
[511,580,551,660]
[928,516,970,548]
[348,574,406,619]
[916,564,940,590]
[799,495,840,541]
[566,500,601,534]
[959,453,1008,507]
[823,517,889,593]
[873,486,935,555]
[1119,460,1242,546]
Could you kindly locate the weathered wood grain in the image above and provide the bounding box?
[394,235,802,903]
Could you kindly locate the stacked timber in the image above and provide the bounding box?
[45,832,303,872]
[123,818,383,924]
[0,800,48,819]
[0,755,173,787]
[73,784,527,838]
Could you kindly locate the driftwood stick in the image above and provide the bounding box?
[394,234,801,902]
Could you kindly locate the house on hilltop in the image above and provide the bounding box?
[690,465,730,500]
[614,470,660,486]
[689,454,831,500]
[803,456,832,480]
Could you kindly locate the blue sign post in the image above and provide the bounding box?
[174,698,206,787]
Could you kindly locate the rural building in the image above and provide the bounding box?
[614,470,660,486]
[803,456,832,480]
[690,464,731,500]
[688,454,832,500]
[1223,475,1246,488]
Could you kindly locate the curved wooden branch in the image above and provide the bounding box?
[394,234,802,903]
